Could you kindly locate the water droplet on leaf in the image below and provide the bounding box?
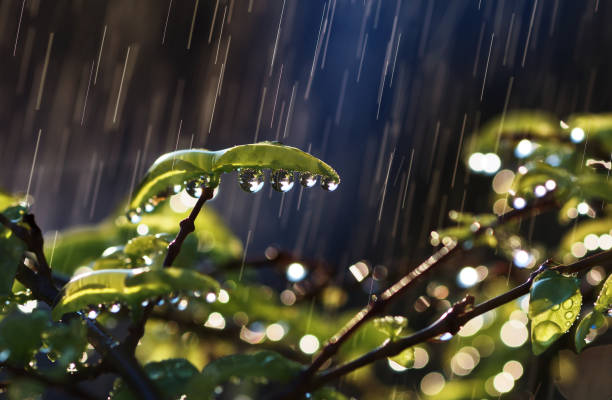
[238,168,265,193]
[87,309,99,320]
[299,172,317,188]
[109,303,121,313]
[321,176,339,191]
[562,298,573,309]
[177,298,189,311]
[144,203,155,213]
[564,311,573,319]
[534,321,561,342]
[186,180,203,198]
[126,210,142,224]
[271,170,295,192]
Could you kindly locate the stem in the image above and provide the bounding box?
[302,249,611,393]
[122,187,214,353]
[297,197,558,387]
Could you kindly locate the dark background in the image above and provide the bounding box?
[0,0,608,278]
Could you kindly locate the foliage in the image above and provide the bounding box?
[0,130,610,400]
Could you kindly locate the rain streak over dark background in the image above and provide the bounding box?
[0,0,609,271]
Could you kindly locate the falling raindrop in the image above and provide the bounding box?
[321,176,339,191]
[271,170,295,192]
[109,303,121,313]
[299,172,317,188]
[126,209,142,224]
[238,168,265,193]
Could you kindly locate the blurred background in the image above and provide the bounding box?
[1,1,611,399]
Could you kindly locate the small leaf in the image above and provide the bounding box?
[129,142,340,213]
[574,311,607,353]
[52,267,219,320]
[594,273,612,313]
[530,287,582,355]
[388,347,415,369]
[373,316,408,339]
[186,351,303,398]
[528,270,580,317]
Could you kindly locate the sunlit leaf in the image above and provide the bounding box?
[129,142,340,213]
[530,283,581,355]
[594,273,612,313]
[558,218,612,259]
[110,358,199,400]
[388,347,415,369]
[373,316,408,339]
[528,270,580,317]
[52,267,219,320]
[311,387,349,400]
[0,229,26,296]
[186,351,303,397]
[574,311,607,353]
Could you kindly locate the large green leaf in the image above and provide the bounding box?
[528,270,581,317]
[52,267,219,320]
[111,358,199,400]
[128,142,340,213]
[186,351,303,397]
[529,282,582,355]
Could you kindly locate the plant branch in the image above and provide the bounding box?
[295,197,558,389]
[0,213,51,279]
[302,249,612,392]
[122,187,215,354]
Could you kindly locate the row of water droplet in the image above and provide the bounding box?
[126,169,339,223]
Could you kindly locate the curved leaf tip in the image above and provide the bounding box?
[127,142,340,221]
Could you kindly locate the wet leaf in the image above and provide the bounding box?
[52,267,219,320]
[574,311,607,353]
[110,358,199,400]
[594,273,612,313]
[0,229,26,296]
[311,387,349,400]
[528,270,581,317]
[42,319,88,369]
[529,284,581,355]
[7,378,44,400]
[129,142,340,212]
[0,310,49,365]
[185,351,303,397]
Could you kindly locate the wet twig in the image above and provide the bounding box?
[279,197,559,398]
[122,187,215,354]
[273,249,612,398]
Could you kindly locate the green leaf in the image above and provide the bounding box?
[129,142,340,213]
[311,387,349,400]
[528,270,581,317]
[186,351,303,397]
[52,267,219,320]
[42,319,88,369]
[0,229,26,296]
[511,162,573,201]
[373,316,408,339]
[111,358,199,400]
[0,310,49,365]
[7,378,44,400]
[594,273,612,313]
[574,311,607,353]
[388,347,415,369]
[529,284,582,355]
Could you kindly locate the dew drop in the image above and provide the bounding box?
[321,176,339,191]
[271,170,295,192]
[0,349,10,362]
[552,304,560,311]
[141,300,150,307]
[564,311,573,319]
[562,298,573,309]
[126,209,142,224]
[185,180,203,198]
[437,332,453,341]
[238,168,265,193]
[299,172,317,188]
[173,184,182,194]
[87,309,99,320]
[169,295,180,304]
[109,303,121,313]
[157,298,166,306]
[144,203,155,213]
[177,298,189,311]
